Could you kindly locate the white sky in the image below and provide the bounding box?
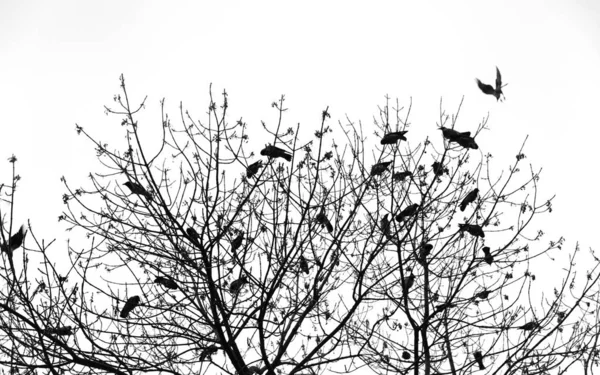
[1,1,599,263]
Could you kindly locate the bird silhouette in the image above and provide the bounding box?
[393,171,412,182]
[518,321,539,331]
[186,227,200,242]
[120,296,140,318]
[155,276,179,290]
[44,326,73,336]
[432,161,447,176]
[476,67,505,101]
[380,131,408,145]
[1,224,27,257]
[370,161,392,176]
[440,127,471,143]
[380,214,391,238]
[123,181,153,201]
[474,351,485,370]
[402,273,415,295]
[230,276,248,294]
[474,290,490,300]
[200,345,218,361]
[316,209,334,233]
[260,145,292,161]
[455,135,479,150]
[395,204,419,222]
[246,160,263,178]
[459,223,485,238]
[299,255,309,274]
[482,247,494,265]
[231,233,244,253]
[402,351,411,360]
[460,189,479,211]
[419,243,433,262]
[435,302,457,313]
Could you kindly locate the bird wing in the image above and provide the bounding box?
[495,67,502,90]
[476,79,495,95]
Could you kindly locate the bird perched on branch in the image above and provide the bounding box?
[474,290,490,300]
[120,296,140,318]
[155,276,179,290]
[482,246,494,265]
[518,321,539,331]
[455,135,479,150]
[476,67,506,101]
[44,326,73,336]
[459,223,485,238]
[246,160,263,178]
[1,224,27,257]
[260,145,292,161]
[186,227,200,243]
[123,181,153,201]
[380,131,408,145]
[396,204,419,222]
[316,209,334,233]
[231,233,244,253]
[474,351,485,370]
[299,255,309,274]
[370,161,392,176]
[460,188,479,211]
[401,351,411,360]
[380,214,391,238]
[419,243,433,263]
[402,273,415,295]
[432,161,447,176]
[230,276,248,294]
[440,127,470,143]
[393,171,412,182]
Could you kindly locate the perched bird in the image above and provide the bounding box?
[155,276,179,290]
[299,255,309,274]
[455,135,479,150]
[246,160,263,178]
[435,302,456,313]
[440,127,471,143]
[44,326,73,336]
[402,351,411,360]
[231,233,244,253]
[186,227,200,241]
[230,276,248,294]
[402,273,415,294]
[393,171,412,182]
[380,214,391,238]
[1,224,27,257]
[260,145,292,162]
[474,351,485,370]
[476,67,505,101]
[395,204,419,222]
[431,161,447,176]
[474,290,490,300]
[459,223,485,238]
[482,247,494,265]
[120,295,140,318]
[380,131,408,145]
[419,243,433,262]
[316,210,334,233]
[370,161,392,176]
[518,321,539,331]
[123,181,153,201]
[460,189,479,211]
[200,345,218,361]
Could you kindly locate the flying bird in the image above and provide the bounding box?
[120,296,140,318]
[474,351,485,370]
[230,276,248,294]
[260,145,292,162]
[155,276,179,290]
[482,247,494,265]
[395,204,419,222]
[459,223,485,238]
[299,255,309,274]
[476,67,506,101]
[518,321,539,331]
[1,224,27,257]
[380,131,408,145]
[370,161,392,176]
[123,181,153,201]
[316,210,334,233]
[246,160,263,178]
[231,233,244,253]
[460,189,479,211]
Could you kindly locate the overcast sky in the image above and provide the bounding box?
[1,1,599,258]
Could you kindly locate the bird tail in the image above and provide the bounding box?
[283,153,292,162]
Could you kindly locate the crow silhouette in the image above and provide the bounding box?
[393,171,412,182]
[459,223,485,238]
[474,351,485,370]
[474,290,490,300]
[402,273,415,295]
[370,161,392,176]
[231,233,244,253]
[1,224,27,257]
[155,276,179,290]
[380,131,408,145]
[260,145,292,161]
[230,276,248,294]
[44,326,73,336]
[380,214,391,238]
[396,204,419,222]
[440,127,471,143]
[518,321,539,331]
[460,189,479,211]
[455,135,479,150]
[482,246,494,265]
[120,296,140,318]
[432,161,447,176]
[246,160,263,178]
[316,210,334,233]
[299,255,309,274]
[123,181,153,201]
[476,67,506,101]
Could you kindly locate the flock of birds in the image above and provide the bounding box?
[0,67,535,369]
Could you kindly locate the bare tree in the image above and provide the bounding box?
[1,76,599,375]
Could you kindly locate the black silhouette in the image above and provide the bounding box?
[380,214,391,238]
[395,204,419,222]
[370,161,392,176]
[316,210,334,233]
[260,145,292,161]
[518,321,539,331]
[419,243,433,262]
[299,255,309,274]
[402,351,411,360]
[475,290,490,300]
[1,224,27,257]
[44,326,73,336]
[230,276,248,294]
[380,131,408,145]
[476,67,505,101]
[440,127,471,143]
[186,227,200,242]
[200,345,218,361]
[460,188,479,211]
[120,296,140,318]
[474,351,485,370]
[231,233,244,253]
[393,171,412,182]
[459,223,485,238]
[402,273,415,295]
[155,276,179,290]
[455,135,479,150]
[246,160,263,178]
[123,181,153,201]
[435,302,457,313]
[482,246,494,265]
[432,161,447,176]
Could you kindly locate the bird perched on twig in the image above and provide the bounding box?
[459,223,485,238]
[186,227,200,244]
[474,290,490,300]
[299,255,309,274]
[482,246,494,265]
[418,243,433,263]
[380,214,391,238]
[460,188,479,211]
[402,351,411,360]
[518,321,539,331]
[431,161,447,176]
[455,135,479,150]
[44,326,73,336]
[230,276,248,294]
[260,145,292,161]
[476,67,506,101]
[1,224,27,258]
[120,296,140,318]
[123,181,153,201]
[155,276,179,290]
[440,127,470,143]
[370,161,392,176]
[473,351,485,370]
[402,273,415,295]
[396,204,419,222]
[316,209,334,233]
[246,160,263,178]
[380,131,408,145]
[393,171,412,182]
[231,232,244,253]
